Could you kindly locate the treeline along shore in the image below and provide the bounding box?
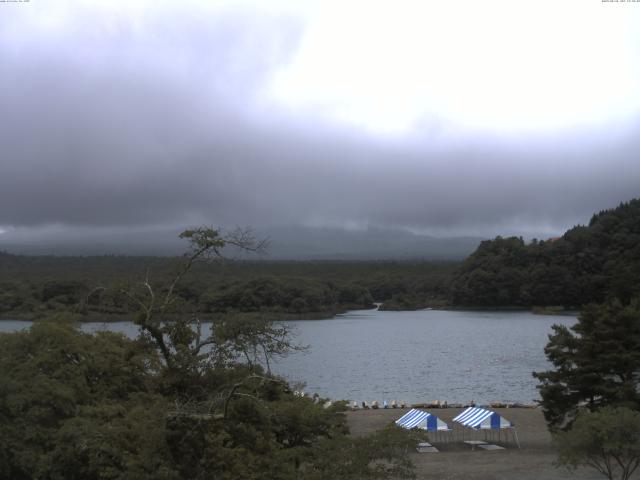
[1,198,639,321]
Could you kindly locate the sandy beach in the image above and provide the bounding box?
[346,407,605,480]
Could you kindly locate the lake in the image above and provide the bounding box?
[0,309,575,405]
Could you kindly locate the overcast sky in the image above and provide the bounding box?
[1,0,640,247]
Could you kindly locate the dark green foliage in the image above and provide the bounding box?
[48,397,177,480]
[0,229,419,478]
[534,299,640,430]
[300,426,419,479]
[451,199,640,307]
[0,321,159,479]
[377,292,447,311]
[554,406,640,480]
[450,236,532,306]
[41,279,87,303]
[0,282,24,311]
[0,255,455,319]
[201,276,373,315]
[361,263,453,308]
[0,316,416,479]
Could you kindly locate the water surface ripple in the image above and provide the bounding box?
[1,309,575,404]
[273,309,575,404]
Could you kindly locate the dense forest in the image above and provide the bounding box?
[0,254,456,320]
[450,199,640,308]
[1,199,639,320]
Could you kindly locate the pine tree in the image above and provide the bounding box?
[534,298,640,430]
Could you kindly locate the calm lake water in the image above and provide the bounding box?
[0,309,575,405]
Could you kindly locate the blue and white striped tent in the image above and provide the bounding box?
[453,407,513,430]
[453,407,521,448]
[395,409,451,431]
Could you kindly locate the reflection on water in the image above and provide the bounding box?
[1,309,574,404]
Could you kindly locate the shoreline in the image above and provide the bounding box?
[0,309,352,323]
[0,304,580,323]
[346,401,539,411]
[0,303,377,323]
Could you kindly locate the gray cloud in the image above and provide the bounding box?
[1,2,639,249]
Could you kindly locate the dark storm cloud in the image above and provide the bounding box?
[0,4,303,226]
[1,3,639,242]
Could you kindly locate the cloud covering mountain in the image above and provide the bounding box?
[1,0,639,254]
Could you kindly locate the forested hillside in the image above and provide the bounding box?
[450,199,640,307]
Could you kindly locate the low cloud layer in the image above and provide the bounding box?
[1,1,639,249]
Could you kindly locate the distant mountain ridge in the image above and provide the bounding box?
[0,225,484,260]
[262,226,483,260]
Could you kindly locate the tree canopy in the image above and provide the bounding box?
[450,198,640,308]
[0,228,420,479]
[554,406,640,480]
[534,298,640,430]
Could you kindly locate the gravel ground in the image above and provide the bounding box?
[346,407,607,480]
